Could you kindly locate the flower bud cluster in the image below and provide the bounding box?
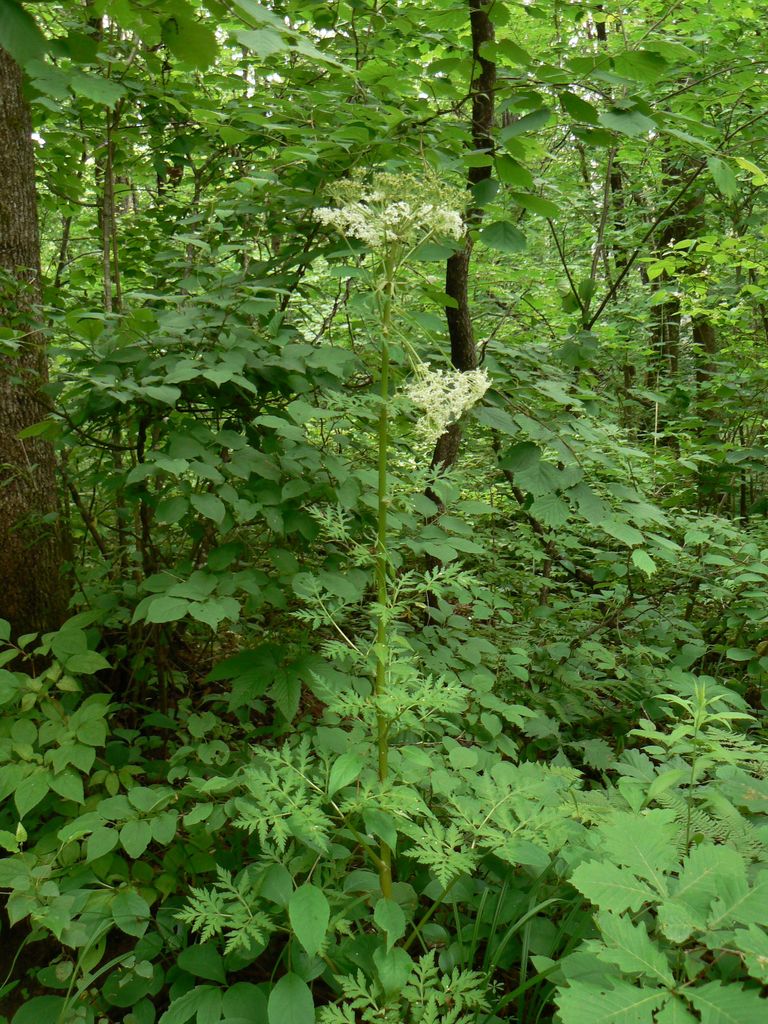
[314,171,464,248]
[403,366,491,444]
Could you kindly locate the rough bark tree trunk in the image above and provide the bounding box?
[431,0,495,474]
[0,47,69,637]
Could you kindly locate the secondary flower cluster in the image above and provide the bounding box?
[314,171,465,248]
[403,366,491,444]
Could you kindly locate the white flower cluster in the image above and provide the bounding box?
[403,366,491,444]
[314,171,464,249]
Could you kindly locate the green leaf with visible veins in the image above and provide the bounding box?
[687,981,767,1024]
[571,862,657,914]
[555,980,665,1024]
[595,911,674,986]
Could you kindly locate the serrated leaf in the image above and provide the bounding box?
[732,924,768,982]
[288,884,329,957]
[530,491,570,527]
[654,996,699,1024]
[571,861,656,913]
[600,811,678,892]
[687,980,767,1024]
[708,872,768,929]
[631,549,656,575]
[602,520,644,547]
[595,912,674,985]
[555,979,665,1024]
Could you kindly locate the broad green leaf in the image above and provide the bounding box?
[601,521,644,547]
[479,220,527,253]
[159,987,216,1024]
[0,0,47,65]
[288,883,329,957]
[560,91,599,124]
[197,988,223,1024]
[530,492,570,527]
[267,973,314,1024]
[571,861,656,914]
[234,28,288,57]
[508,191,561,217]
[87,825,119,862]
[143,597,191,624]
[120,818,152,858]
[654,997,698,1024]
[599,109,656,137]
[374,898,407,951]
[707,157,739,199]
[599,811,678,892]
[595,912,674,985]
[734,156,768,185]
[11,997,67,1024]
[495,155,534,187]
[500,108,551,140]
[49,770,84,804]
[687,981,767,1024]
[190,493,226,524]
[328,751,364,796]
[112,888,150,937]
[162,13,218,69]
[555,979,665,1024]
[65,650,110,674]
[708,873,768,929]
[69,70,126,107]
[373,946,413,997]
[15,770,49,818]
[631,550,656,575]
[222,982,268,1022]
[730,924,768,982]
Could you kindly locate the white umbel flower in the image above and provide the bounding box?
[314,171,464,248]
[403,366,491,444]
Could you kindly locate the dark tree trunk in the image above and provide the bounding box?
[432,0,495,473]
[0,47,69,638]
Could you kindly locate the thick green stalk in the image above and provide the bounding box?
[375,266,394,898]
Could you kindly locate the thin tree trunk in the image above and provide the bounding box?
[0,47,69,637]
[431,0,495,474]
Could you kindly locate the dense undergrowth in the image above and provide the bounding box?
[3,1,768,1022]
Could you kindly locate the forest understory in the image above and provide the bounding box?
[1,1,768,1023]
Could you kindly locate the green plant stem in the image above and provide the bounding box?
[375,264,394,899]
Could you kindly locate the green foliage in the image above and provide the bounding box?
[2,0,768,1021]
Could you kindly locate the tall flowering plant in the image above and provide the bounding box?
[314,172,490,896]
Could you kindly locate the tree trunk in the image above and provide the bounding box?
[431,0,495,473]
[0,47,69,638]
